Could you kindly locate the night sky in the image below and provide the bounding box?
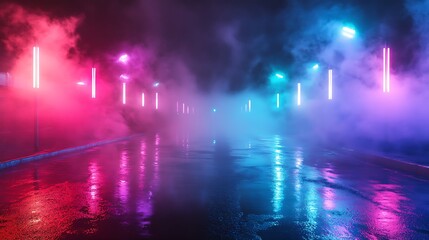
[0,0,422,92]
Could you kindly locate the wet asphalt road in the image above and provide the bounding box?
[0,133,428,239]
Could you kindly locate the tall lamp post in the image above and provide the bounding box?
[33,46,40,151]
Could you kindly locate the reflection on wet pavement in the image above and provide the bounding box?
[0,133,428,239]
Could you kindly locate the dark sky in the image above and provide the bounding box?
[0,0,420,92]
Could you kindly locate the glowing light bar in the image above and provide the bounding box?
[275,73,284,79]
[383,47,391,93]
[248,100,252,112]
[91,67,96,98]
[77,81,85,86]
[297,83,301,106]
[328,69,333,100]
[276,93,280,108]
[33,46,40,88]
[141,93,145,107]
[312,64,319,70]
[342,27,356,38]
[118,54,129,64]
[155,92,159,110]
[182,103,185,114]
[122,82,126,104]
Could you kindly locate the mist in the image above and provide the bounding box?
[1,0,429,157]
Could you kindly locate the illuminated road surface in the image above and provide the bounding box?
[0,133,428,239]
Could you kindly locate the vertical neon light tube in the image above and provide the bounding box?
[122,82,126,104]
[155,92,159,110]
[383,48,386,93]
[328,69,333,100]
[276,93,280,108]
[248,100,252,112]
[182,103,185,114]
[297,83,301,106]
[141,93,145,107]
[387,48,390,93]
[91,67,96,98]
[33,46,40,88]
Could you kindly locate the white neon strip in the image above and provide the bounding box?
[276,93,280,108]
[182,103,185,114]
[387,48,390,93]
[383,48,386,92]
[155,92,159,110]
[33,46,40,88]
[122,83,126,104]
[33,47,36,88]
[297,83,301,106]
[91,68,96,98]
[248,100,252,112]
[141,93,145,107]
[328,69,333,100]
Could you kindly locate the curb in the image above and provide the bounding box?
[342,149,429,181]
[0,134,142,170]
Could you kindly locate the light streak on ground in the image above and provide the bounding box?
[122,83,126,105]
[91,67,96,98]
[33,46,40,89]
[328,69,333,100]
[155,92,159,110]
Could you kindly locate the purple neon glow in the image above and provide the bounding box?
[182,103,185,114]
[155,92,159,110]
[32,46,40,88]
[118,54,129,64]
[297,83,301,106]
[122,82,126,104]
[141,93,145,107]
[328,69,333,100]
[383,47,391,93]
[91,67,96,98]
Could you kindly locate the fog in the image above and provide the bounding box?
[1,1,429,157]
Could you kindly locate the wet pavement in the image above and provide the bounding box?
[0,133,428,239]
